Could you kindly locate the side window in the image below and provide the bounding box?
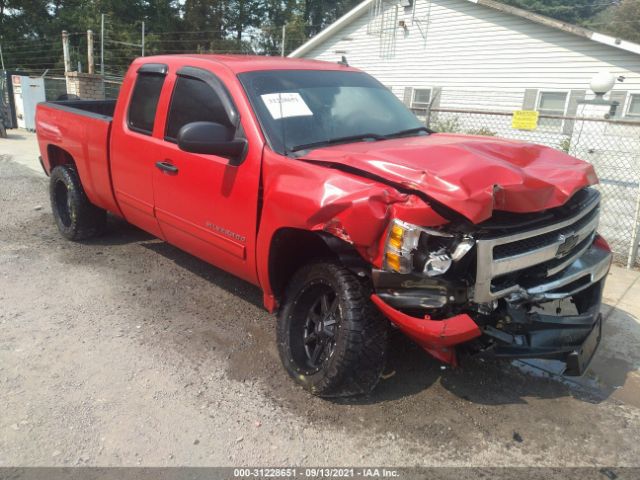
[127,73,165,135]
[537,91,568,129]
[165,76,231,141]
[626,94,640,117]
[411,88,432,109]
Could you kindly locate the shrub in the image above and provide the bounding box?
[466,127,496,137]
[431,117,461,133]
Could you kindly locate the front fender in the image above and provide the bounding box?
[256,148,448,311]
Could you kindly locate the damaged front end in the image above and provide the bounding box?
[371,187,612,376]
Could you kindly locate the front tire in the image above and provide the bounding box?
[277,262,387,397]
[49,165,106,240]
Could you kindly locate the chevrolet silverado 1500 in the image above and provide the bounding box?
[36,55,612,396]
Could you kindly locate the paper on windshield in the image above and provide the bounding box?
[261,93,313,119]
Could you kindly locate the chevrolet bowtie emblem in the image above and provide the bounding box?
[556,233,579,257]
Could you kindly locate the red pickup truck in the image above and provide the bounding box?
[36,55,612,396]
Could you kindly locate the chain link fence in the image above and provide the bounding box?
[104,76,123,99]
[42,75,123,100]
[43,77,67,100]
[415,107,640,268]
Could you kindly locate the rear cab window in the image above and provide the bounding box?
[127,63,168,135]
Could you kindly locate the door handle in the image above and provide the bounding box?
[156,161,178,174]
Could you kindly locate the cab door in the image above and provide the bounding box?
[111,63,168,238]
[152,66,261,284]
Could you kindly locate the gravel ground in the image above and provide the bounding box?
[1,137,640,468]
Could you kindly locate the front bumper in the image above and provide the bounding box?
[371,241,612,374]
[370,294,481,365]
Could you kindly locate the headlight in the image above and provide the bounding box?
[423,251,453,277]
[384,220,423,273]
[383,219,474,276]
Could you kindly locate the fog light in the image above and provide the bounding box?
[424,251,452,277]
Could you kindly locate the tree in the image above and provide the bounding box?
[225,0,265,45]
[586,0,640,44]
[0,0,364,73]
[0,1,58,73]
[255,0,302,54]
[498,0,610,25]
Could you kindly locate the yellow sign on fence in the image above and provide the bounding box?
[512,110,539,130]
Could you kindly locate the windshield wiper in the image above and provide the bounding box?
[287,127,429,154]
[383,126,430,138]
[289,133,385,153]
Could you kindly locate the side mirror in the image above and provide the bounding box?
[177,121,247,166]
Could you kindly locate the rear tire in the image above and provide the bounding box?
[49,165,107,240]
[277,262,387,397]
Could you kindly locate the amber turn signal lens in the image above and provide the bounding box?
[388,224,404,250]
[386,252,401,271]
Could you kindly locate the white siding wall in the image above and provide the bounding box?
[300,0,640,113]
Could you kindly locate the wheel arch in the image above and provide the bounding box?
[267,228,370,307]
[46,144,76,173]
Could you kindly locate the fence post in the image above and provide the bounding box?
[628,186,640,268]
[281,25,286,57]
[87,30,95,74]
[62,31,71,73]
[100,14,105,76]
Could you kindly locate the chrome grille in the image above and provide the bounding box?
[473,189,601,303]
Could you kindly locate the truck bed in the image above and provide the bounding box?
[46,99,117,119]
[36,99,121,215]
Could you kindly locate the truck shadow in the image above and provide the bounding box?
[87,215,157,245]
[335,334,575,406]
[78,217,640,409]
[138,239,264,309]
[2,131,29,141]
[343,304,640,408]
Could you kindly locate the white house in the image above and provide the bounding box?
[289,0,640,123]
[289,0,640,266]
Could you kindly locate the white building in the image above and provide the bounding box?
[289,0,640,123]
[290,0,640,266]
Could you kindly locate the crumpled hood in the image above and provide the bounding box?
[298,133,598,224]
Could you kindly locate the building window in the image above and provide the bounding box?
[627,94,640,117]
[411,88,432,109]
[537,91,568,129]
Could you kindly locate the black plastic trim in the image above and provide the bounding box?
[41,101,113,122]
[127,70,167,137]
[38,156,49,177]
[137,63,168,75]
[175,66,240,128]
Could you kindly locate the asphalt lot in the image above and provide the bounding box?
[1,130,640,467]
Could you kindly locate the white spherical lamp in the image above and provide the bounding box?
[590,71,616,97]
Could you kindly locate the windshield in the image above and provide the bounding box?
[238,69,425,155]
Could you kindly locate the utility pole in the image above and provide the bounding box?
[62,30,71,73]
[0,43,5,71]
[100,14,105,76]
[87,30,95,74]
[281,25,286,57]
[141,21,145,57]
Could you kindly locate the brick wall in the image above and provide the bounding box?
[65,72,105,100]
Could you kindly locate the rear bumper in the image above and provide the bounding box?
[371,241,612,374]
